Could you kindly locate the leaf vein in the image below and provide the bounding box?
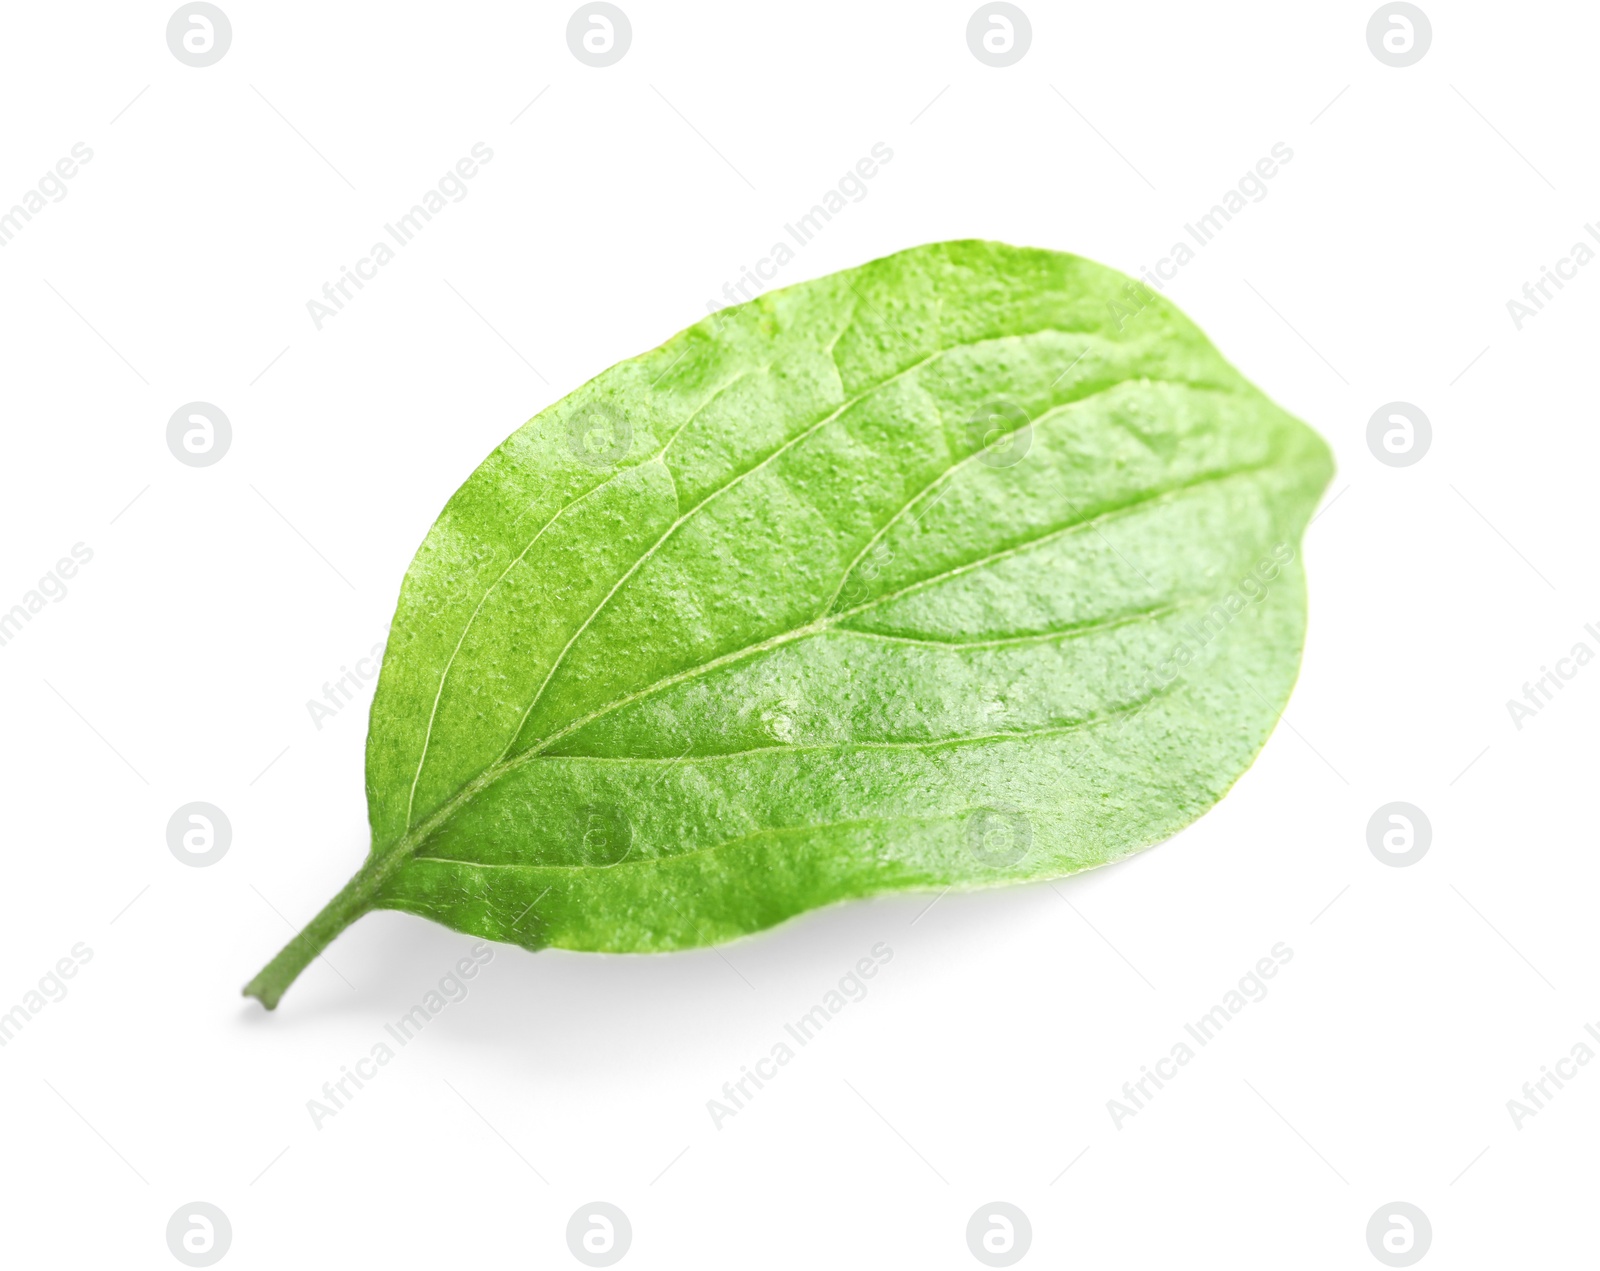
[493,342,961,761]
[403,366,754,826]
[817,376,1226,618]
[525,461,1272,759]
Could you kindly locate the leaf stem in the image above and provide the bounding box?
[242,856,388,1010]
[242,763,509,1009]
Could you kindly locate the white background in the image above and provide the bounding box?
[1,1,1595,1267]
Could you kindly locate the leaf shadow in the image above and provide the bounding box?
[240,873,1098,1083]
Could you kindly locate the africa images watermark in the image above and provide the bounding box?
[706,942,894,1129]
[1505,222,1600,331]
[0,143,94,248]
[306,943,493,1128]
[305,143,495,330]
[1094,540,1298,749]
[1066,538,1301,805]
[703,142,893,318]
[1107,942,1294,1128]
[1504,621,1599,730]
[1505,1018,1600,1130]
[0,943,93,1047]
[0,542,95,649]
[1107,141,1295,328]
[306,638,387,731]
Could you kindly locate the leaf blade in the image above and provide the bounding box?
[247,239,1331,1006]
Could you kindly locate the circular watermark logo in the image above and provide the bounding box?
[567,4,631,67]
[576,804,631,867]
[568,403,633,469]
[1366,4,1431,67]
[967,4,1032,67]
[167,803,232,868]
[966,1201,1031,1266]
[1366,402,1430,467]
[1366,1201,1431,1266]
[965,806,1032,869]
[964,398,1033,467]
[167,4,232,67]
[1366,802,1431,868]
[167,402,232,467]
[166,1201,231,1266]
[567,1201,631,1266]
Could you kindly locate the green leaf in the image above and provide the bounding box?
[245,240,1332,1009]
